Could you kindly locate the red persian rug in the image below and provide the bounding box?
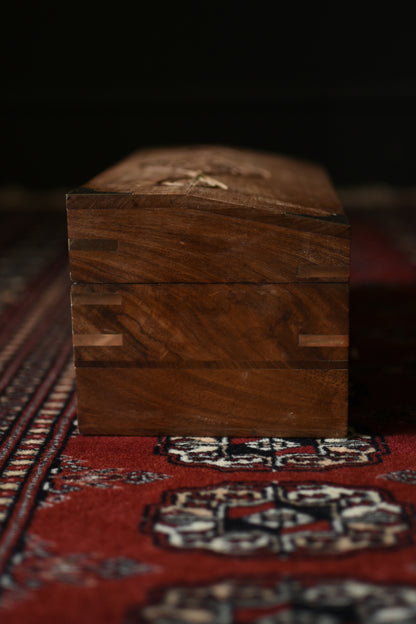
[0,197,415,623]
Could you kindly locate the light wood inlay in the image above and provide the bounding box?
[73,334,123,347]
[299,334,349,347]
[69,239,119,252]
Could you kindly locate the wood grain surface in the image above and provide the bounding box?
[67,146,350,436]
[76,145,344,218]
[76,368,348,437]
[67,146,349,284]
[67,198,349,284]
[71,283,348,366]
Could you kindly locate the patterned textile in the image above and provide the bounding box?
[0,202,415,623]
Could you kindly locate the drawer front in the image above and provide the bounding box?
[71,283,349,367]
[75,368,348,437]
[67,199,350,284]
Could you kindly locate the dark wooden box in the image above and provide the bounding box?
[66,146,350,436]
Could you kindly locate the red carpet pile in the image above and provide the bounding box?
[0,200,415,623]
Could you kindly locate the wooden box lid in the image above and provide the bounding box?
[66,146,350,284]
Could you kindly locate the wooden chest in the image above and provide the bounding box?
[66,146,350,437]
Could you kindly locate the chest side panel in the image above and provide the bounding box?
[67,147,349,437]
[71,283,348,367]
[75,368,348,437]
[67,200,350,284]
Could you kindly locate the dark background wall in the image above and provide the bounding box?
[1,3,415,189]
